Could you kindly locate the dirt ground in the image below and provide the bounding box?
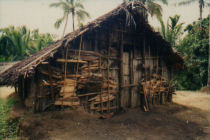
[13,90,209,140]
[1,87,210,140]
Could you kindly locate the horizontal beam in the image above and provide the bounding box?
[56,59,87,63]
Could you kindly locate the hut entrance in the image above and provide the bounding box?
[121,47,136,108]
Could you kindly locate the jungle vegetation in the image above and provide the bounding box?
[0,26,54,62]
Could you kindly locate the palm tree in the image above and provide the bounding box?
[208,45,210,86]
[0,26,31,61]
[50,0,90,37]
[124,0,168,20]
[208,17,210,86]
[159,15,184,47]
[178,0,210,21]
[0,26,54,62]
[30,30,54,54]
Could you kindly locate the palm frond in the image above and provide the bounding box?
[157,0,168,5]
[200,0,205,7]
[76,9,90,21]
[178,0,197,6]
[159,17,166,39]
[146,1,162,18]
[206,2,210,7]
[75,2,84,9]
[169,15,181,29]
[50,1,65,7]
[54,16,65,29]
[70,0,74,5]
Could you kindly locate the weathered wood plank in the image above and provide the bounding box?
[57,59,87,63]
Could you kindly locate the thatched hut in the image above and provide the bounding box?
[0,2,183,113]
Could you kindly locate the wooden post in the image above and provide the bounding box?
[107,33,111,112]
[129,49,134,107]
[156,47,159,74]
[48,64,55,107]
[62,46,65,73]
[64,47,69,80]
[99,56,103,113]
[148,44,152,106]
[22,76,25,100]
[119,30,124,110]
[143,38,149,111]
[76,35,83,75]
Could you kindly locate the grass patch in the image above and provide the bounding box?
[0,97,18,139]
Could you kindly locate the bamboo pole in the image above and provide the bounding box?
[143,38,149,111]
[129,49,132,107]
[118,28,124,110]
[107,33,111,112]
[148,44,151,101]
[64,47,69,80]
[49,65,54,102]
[76,36,83,75]
[99,56,103,113]
[22,76,25,100]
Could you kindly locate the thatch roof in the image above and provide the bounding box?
[0,2,184,85]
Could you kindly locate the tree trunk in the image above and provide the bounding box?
[208,47,210,86]
[199,0,203,28]
[208,18,210,86]
[72,12,75,31]
[200,5,202,21]
[62,15,69,37]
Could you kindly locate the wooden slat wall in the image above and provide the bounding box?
[121,52,130,108]
[132,45,142,107]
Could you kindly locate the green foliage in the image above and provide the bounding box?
[174,15,209,90]
[0,97,18,139]
[159,15,184,46]
[124,0,168,20]
[0,26,54,62]
[50,0,90,36]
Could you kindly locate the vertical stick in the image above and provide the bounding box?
[62,47,65,73]
[88,61,91,77]
[119,29,124,110]
[99,56,103,113]
[76,36,83,78]
[64,47,68,80]
[107,34,111,112]
[48,64,54,107]
[143,38,149,111]
[129,49,133,107]
[148,45,151,95]
[99,56,102,73]
[22,77,25,100]
[156,46,159,75]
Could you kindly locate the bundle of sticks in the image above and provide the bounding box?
[77,73,117,113]
[80,59,99,73]
[89,93,116,111]
[141,74,175,111]
[55,78,80,106]
[77,74,117,93]
[77,75,104,92]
